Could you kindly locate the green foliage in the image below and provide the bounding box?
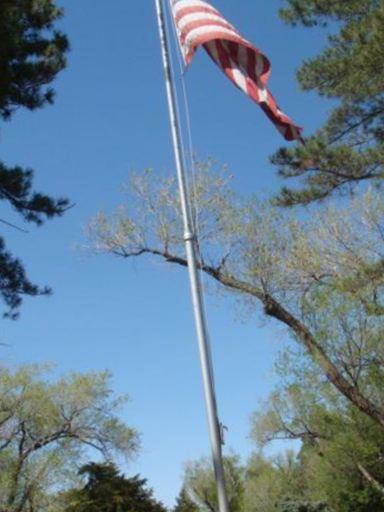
[0,364,138,512]
[244,452,310,512]
[0,237,51,319]
[173,488,199,512]
[0,0,69,120]
[183,455,244,512]
[0,163,68,225]
[0,162,69,318]
[280,503,330,512]
[278,1,380,28]
[62,462,166,512]
[271,0,384,206]
[178,451,333,512]
[299,412,384,511]
[88,163,384,509]
[0,0,69,318]
[251,343,384,511]
[87,165,384,427]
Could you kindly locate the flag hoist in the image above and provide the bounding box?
[155,2,302,511]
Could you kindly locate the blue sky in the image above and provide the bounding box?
[1,0,330,506]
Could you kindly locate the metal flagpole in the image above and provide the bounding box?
[154,2,230,512]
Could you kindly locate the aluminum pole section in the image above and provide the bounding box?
[155,2,230,512]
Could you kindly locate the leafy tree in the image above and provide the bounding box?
[0,364,138,512]
[243,452,313,512]
[62,462,167,512]
[271,0,384,206]
[182,455,244,512]
[87,164,384,507]
[86,165,384,432]
[252,344,384,511]
[179,451,330,512]
[0,0,69,318]
[173,488,199,512]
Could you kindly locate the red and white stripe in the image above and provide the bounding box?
[170,0,302,142]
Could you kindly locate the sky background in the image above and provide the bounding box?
[1,0,330,506]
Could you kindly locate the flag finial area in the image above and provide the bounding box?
[170,0,303,142]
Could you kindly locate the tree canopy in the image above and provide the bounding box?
[0,0,69,318]
[179,452,333,512]
[173,487,200,512]
[86,161,384,509]
[87,164,384,428]
[0,0,68,119]
[0,364,138,512]
[62,462,166,512]
[271,0,384,206]
[183,455,245,512]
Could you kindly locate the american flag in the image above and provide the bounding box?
[170,0,302,142]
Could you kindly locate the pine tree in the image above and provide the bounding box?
[0,0,69,318]
[271,0,384,206]
[63,463,167,512]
